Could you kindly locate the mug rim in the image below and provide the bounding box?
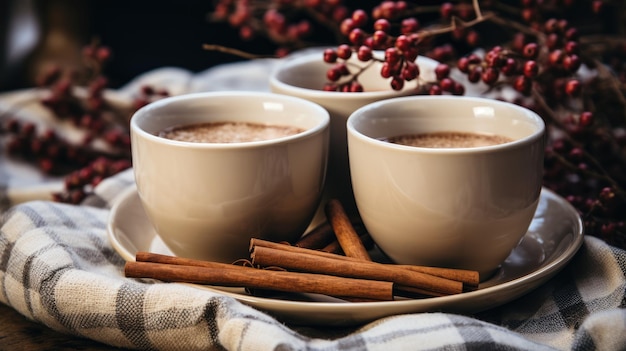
[130,91,330,149]
[269,50,439,100]
[347,95,546,154]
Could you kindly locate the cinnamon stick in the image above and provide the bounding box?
[250,238,479,288]
[126,256,393,301]
[294,222,336,249]
[320,238,344,254]
[325,199,371,261]
[321,233,374,254]
[396,265,479,289]
[250,245,463,296]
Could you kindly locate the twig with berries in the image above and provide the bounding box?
[207,0,626,247]
[1,42,168,204]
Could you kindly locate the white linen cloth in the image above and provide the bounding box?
[1,58,626,350]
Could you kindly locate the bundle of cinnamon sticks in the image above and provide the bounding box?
[125,199,479,302]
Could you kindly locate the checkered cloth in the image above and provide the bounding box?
[2,57,626,350]
[1,170,626,350]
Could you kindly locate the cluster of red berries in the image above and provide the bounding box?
[1,43,167,204]
[3,118,94,174]
[209,0,626,246]
[211,0,350,57]
[53,157,131,204]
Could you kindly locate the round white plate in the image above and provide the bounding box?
[108,186,584,326]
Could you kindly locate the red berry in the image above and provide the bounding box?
[395,35,411,52]
[429,85,443,95]
[390,76,404,91]
[453,82,465,95]
[401,18,419,34]
[440,2,454,19]
[332,6,349,22]
[563,54,581,72]
[565,41,579,55]
[569,147,584,159]
[39,159,55,173]
[465,30,479,46]
[372,30,388,47]
[378,1,398,19]
[323,83,337,91]
[544,18,559,33]
[467,67,482,83]
[485,50,503,68]
[357,45,373,61]
[457,57,470,73]
[565,79,581,96]
[481,67,500,85]
[579,111,593,127]
[501,58,518,76]
[523,60,539,78]
[385,47,401,65]
[349,81,364,92]
[548,50,564,66]
[336,63,349,75]
[521,8,536,22]
[514,75,532,95]
[351,9,368,27]
[349,28,366,45]
[565,28,578,40]
[435,64,450,80]
[404,48,419,62]
[336,44,352,60]
[401,62,419,81]
[440,78,454,92]
[21,122,36,137]
[373,18,391,32]
[380,62,393,78]
[323,49,338,63]
[592,0,604,14]
[523,43,539,59]
[327,68,341,82]
[340,18,355,36]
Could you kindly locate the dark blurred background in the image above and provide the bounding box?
[0,0,278,92]
[2,0,622,93]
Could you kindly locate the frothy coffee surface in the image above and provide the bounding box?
[158,122,305,143]
[383,131,513,148]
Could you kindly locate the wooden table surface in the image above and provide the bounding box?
[0,302,358,350]
[0,303,128,350]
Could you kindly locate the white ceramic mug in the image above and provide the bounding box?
[269,49,438,218]
[130,91,330,263]
[347,96,545,279]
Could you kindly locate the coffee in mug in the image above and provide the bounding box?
[158,122,305,143]
[381,131,513,148]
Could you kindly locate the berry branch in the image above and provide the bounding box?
[207,0,626,247]
[1,42,169,204]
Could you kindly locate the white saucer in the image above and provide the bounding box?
[108,186,584,326]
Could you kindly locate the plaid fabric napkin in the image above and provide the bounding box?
[1,169,626,350]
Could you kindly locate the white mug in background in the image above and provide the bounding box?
[347,96,545,279]
[269,49,439,218]
[130,92,330,263]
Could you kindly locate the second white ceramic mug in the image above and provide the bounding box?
[347,96,545,278]
[270,49,438,218]
[130,91,330,263]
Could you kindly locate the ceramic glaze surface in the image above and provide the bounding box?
[347,96,545,278]
[130,92,329,262]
